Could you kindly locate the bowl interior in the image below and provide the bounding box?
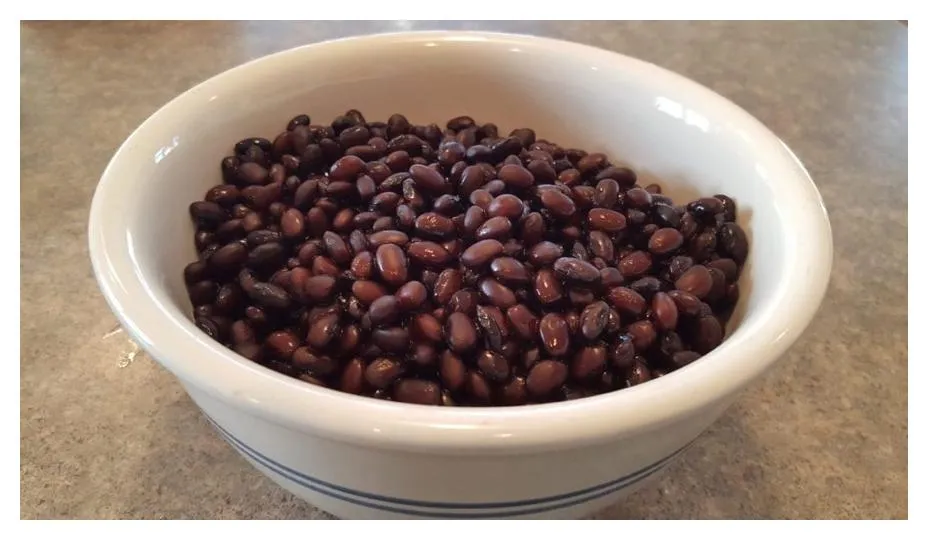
[91,32,830,448]
[143,36,778,327]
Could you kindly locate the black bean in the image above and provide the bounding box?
[527,241,563,267]
[475,305,506,351]
[675,265,713,299]
[626,359,651,386]
[490,136,523,162]
[538,187,576,218]
[579,301,610,341]
[690,315,724,353]
[246,242,286,271]
[526,360,567,397]
[337,358,364,394]
[593,179,619,208]
[362,357,400,389]
[477,350,510,382]
[671,350,702,369]
[497,164,534,188]
[189,201,227,229]
[187,280,217,306]
[287,114,310,131]
[431,268,461,305]
[553,257,601,284]
[498,376,528,406]
[247,282,290,310]
[506,304,539,341]
[487,194,524,220]
[653,204,681,229]
[184,260,210,285]
[718,222,749,264]
[205,185,240,208]
[571,346,606,380]
[264,330,297,359]
[680,211,699,240]
[394,379,443,405]
[648,228,684,255]
[651,292,679,331]
[534,268,564,305]
[527,160,557,184]
[195,315,229,341]
[609,335,636,370]
[628,320,657,352]
[559,168,581,186]
[686,197,722,223]
[435,351,466,392]
[475,216,512,241]
[304,275,337,303]
[607,286,646,316]
[185,112,748,406]
[588,208,626,233]
[446,312,478,353]
[375,244,408,286]
[220,156,240,183]
[478,278,517,309]
[415,212,456,238]
[619,251,652,278]
[595,165,636,187]
[448,289,479,316]
[395,281,428,311]
[460,239,504,268]
[705,267,728,304]
[305,312,339,350]
[538,313,569,356]
[714,194,737,222]
[489,257,531,285]
[409,163,448,194]
[578,153,608,175]
[235,162,269,185]
[407,241,453,267]
[210,242,247,273]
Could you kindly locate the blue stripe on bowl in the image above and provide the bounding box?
[205,414,696,518]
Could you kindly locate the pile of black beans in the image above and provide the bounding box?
[184,110,749,406]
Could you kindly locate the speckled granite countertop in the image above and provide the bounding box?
[20,21,907,519]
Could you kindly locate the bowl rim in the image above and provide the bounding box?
[88,30,833,453]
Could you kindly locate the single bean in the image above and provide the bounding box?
[376,244,408,286]
[553,257,601,284]
[407,241,453,267]
[526,360,568,397]
[588,208,627,233]
[539,313,570,356]
[478,278,517,309]
[394,379,443,405]
[461,239,504,268]
[534,268,564,305]
[445,312,478,353]
[571,346,606,380]
[675,265,713,299]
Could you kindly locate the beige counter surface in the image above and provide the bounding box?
[20,21,908,519]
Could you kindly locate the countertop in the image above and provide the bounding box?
[20,21,908,519]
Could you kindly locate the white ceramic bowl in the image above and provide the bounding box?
[88,31,832,519]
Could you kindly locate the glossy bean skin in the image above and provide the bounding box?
[184,111,749,406]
